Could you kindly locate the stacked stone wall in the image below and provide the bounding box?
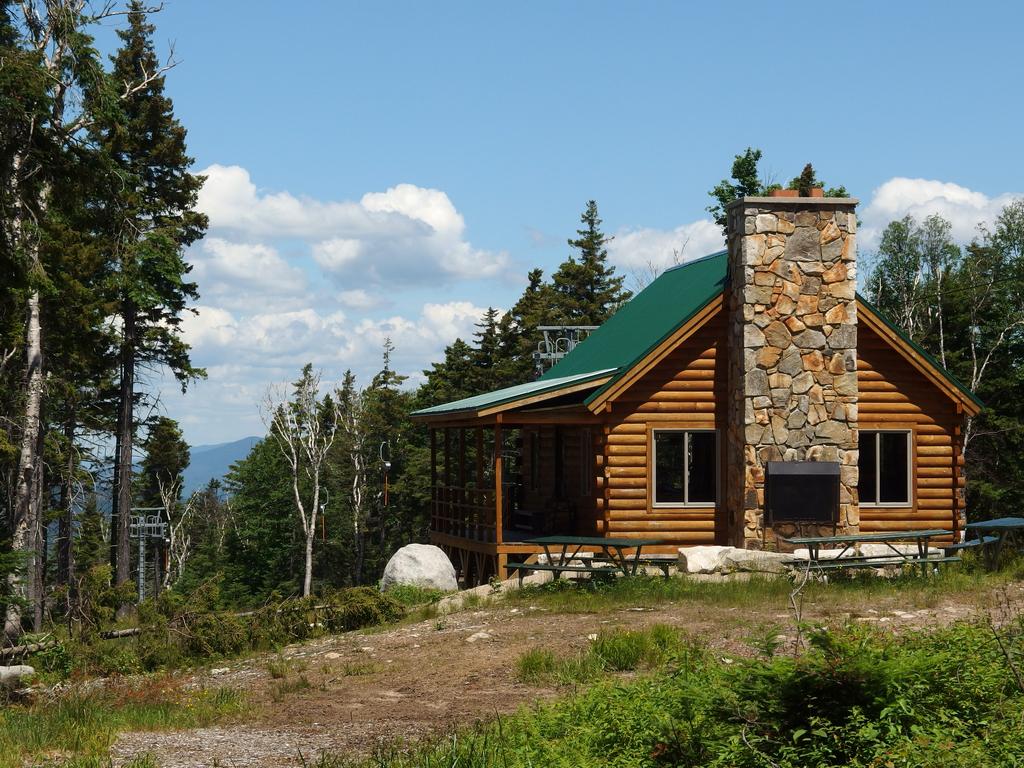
[725,197,859,548]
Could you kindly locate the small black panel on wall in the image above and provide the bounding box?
[765,461,840,524]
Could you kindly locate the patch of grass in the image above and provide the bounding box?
[266,658,289,679]
[382,585,449,607]
[270,674,312,702]
[506,574,793,614]
[0,680,245,768]
[516,625,689,687]
[339,661,381,676]
[505,567,1010,621]
[515,648,558,683]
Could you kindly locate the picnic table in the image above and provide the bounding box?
[962,517,1024,568]
[781,529,959,576]
[505,535,664,583]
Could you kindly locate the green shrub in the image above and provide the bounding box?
[329,620,1024,768]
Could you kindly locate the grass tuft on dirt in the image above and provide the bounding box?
[0,680,245,768]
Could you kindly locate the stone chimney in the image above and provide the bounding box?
[724,195,859,549]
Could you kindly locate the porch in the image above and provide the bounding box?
[425,409,604,584]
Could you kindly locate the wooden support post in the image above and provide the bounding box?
[430,428,437,532]
[458,427,467,536]
[475,427,485,526]
[444,428,451,532]
[495,415,504,545]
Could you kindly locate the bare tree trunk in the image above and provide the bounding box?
[5,287,44,641]
[32,423,46,632]
[57,415,75,586]
[113,304,136,590]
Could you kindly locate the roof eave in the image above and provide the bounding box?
[410,371,615,423]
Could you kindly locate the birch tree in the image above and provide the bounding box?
[957,202,1024,451]
[336,370,369,584]
[262,365,339,597]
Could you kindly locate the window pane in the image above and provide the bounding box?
[879,432,910,504]
[654,432,685,504]
[858,432,877,504]
[687,432,717,504]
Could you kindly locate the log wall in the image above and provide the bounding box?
[856,322,964,534]
[601,310,728,547]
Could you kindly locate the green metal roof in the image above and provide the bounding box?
[543,250,729,403]
[857,294,984,410]
[414,246,981,418]
[411,368,615,417]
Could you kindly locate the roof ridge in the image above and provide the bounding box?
[663,248,728,273]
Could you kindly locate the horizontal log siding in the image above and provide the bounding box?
[602,311,726,546]
[856,323,964,534]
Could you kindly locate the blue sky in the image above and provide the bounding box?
[96,1,1024,445]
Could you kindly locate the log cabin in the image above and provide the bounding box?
[411,194,982,584]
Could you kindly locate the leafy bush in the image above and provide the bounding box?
[333,619,1024,768]
[60,581,405,677]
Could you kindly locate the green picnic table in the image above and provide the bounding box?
[963,517,1024,568]
[505,535,664,583]
[781,529,959,576]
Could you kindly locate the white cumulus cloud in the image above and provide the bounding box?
[859,177,1023,248]
[197,165,507,284]
[608,219,724,275]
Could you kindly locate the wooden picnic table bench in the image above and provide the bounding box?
[506,535,664,584]
[962,517,1024,568]
[781,529,959,576]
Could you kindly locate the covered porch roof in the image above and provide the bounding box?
[411,369,615,422]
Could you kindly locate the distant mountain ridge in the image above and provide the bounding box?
[183,436,261,495]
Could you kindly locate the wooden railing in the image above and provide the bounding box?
[431,484,498,543]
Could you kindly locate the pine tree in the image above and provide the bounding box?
[95,3,207,592]
[2,0,111,639]
[550,200,631,325]
[138,417,190,508]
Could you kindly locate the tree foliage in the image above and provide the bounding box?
[865,201,1024,519]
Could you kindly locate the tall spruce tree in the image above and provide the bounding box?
[550,200,631,325]
[2,0,111,639]
[95,3,207,592]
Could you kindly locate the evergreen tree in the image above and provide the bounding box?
[94,3,207,592]
[417,338,478,408]
[2,0,110,639]
[549,200,631,326]
[138,417,190,508]
[221,438,301,605]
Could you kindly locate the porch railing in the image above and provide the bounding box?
[431,484,497,543]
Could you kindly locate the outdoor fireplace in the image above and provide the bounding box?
[765,461,840,524]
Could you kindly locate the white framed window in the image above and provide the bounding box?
[652,429,718,507]
[858,430,912,506]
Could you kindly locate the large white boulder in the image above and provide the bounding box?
[677,545,739,574]
[0,665,34,689]
[380,543,458,592]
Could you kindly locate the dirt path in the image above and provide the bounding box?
[111,582,1022,767]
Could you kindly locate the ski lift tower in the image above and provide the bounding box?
[130,508,168,601]
[532,326,597,377]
